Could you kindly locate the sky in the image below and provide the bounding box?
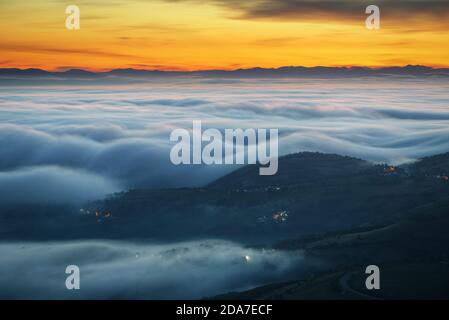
[1,0,449,71]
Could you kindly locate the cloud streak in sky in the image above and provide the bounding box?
[185,0,449,21]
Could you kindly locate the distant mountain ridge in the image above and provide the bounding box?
[1,65,449,79]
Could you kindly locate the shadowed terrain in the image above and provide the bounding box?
[2,152,448,243]
[1,151,449,299]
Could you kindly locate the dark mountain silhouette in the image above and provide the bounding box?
[1,65,449,79]
[0,68,50,76]
[1,151,448,243]
[61,69,97,77]
[1,150,448,298]
[209,152,370,189]
[408,152,449,177]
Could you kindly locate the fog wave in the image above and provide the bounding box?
[1,78,449,203]
[0,240,306,299]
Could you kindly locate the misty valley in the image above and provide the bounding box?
[1,151,449,299]
[1,77,449,299]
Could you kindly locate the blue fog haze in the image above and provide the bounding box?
[1,78,449,203]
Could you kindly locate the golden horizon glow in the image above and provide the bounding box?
[1,0,448,71]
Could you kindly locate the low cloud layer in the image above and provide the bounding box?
[1,78,449,204]
[0,166,118,204]
[0,240,306,299]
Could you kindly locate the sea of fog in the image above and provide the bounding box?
[1,77,449,204]
[0,240,307,299]
[1,77,448,298]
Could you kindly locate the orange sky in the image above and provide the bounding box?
[0,0,448,71]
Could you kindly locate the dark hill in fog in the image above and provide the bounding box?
[1,151,448,243]
[208,152,370,189]
[213,194,449,299]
